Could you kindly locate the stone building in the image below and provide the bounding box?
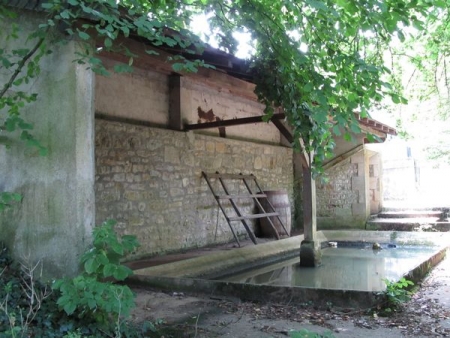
[0,5,395,278]
[315,125,395,229]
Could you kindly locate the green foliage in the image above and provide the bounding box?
[0,8,49,155]
[0,239,160,337]
[203,0,444,172]
[82,219,138,280]
[379,277,414,314]
[289,328,335,338]
[52,276,135,324]
[52,220,139,325]
[37,0,208,76]
[0,192,22,212]
[2,0,446,173]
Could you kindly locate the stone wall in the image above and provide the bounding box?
[316,150,370,229]
[95,119,294,258]
[316,158,358,227]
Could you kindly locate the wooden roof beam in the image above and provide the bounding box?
[184,113,285,130]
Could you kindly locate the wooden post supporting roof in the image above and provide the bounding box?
[168,75,183,131]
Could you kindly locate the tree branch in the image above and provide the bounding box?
[0,36,45,99]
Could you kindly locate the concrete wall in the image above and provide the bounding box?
[0,11,95,278]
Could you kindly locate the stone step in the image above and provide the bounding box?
[366,217,450,232]
[378,211,443,219]
[382,206,449,212]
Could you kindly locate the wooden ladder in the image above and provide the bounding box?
[202,171,289,247]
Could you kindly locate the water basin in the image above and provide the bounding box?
[218,244,439,291]
[131,231,450,308]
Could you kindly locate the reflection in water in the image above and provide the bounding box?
[221,246,438,291]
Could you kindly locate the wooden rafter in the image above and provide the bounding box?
[184,113,285,130]
[322,145,364,170]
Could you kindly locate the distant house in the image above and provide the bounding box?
[0,4,396,278]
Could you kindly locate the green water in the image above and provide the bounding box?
[220,246,438,291]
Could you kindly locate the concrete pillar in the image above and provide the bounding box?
[369,153,382,214]
[0,11,95,279]
[351,149,370,221]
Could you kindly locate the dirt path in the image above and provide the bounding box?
[130,251,450,337]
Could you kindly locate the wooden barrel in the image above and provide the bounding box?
[259,190,291,238]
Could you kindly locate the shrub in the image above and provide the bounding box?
[53,220,140,326]
[379,277,414,314]
[0,220,146,337]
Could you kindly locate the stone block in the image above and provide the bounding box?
[113,173,125,182]
[194,139,205,150]
[170,188,184,197]
[254,156,262,169]
[216,142,226,153]
[352,203,368,217]
[164,146,180,164]
[351,176,365,192]
[335,207,352,217]
[182,153,195,166]
[205,141,215,152]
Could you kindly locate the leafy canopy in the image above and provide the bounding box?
[381,2,450,164]
[1,0,446,172]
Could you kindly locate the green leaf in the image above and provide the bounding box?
[87,298,97,309]
[113,63,133,73]
[84,257,99,274]
[11,193,22,202]
[121,25,130,37]
[39,147,49,157]
[104,37,113,48]
[64,302,77,315]
[18,120,33,130]
[391,94,400,104]
[60,9,71,19]
[13,78,23,86]
[41,2,54,9]
[111,241,124,255]
[172,63,185,72]
[77,30,90,41]
[350,122,360,134]
[113,265,132,281]
[306,0,328,11]
[103,263,116,277]
[332,125,341,136]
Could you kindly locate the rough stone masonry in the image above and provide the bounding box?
[95,119,294,259]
